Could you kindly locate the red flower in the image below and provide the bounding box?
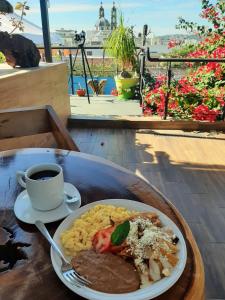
[193,105,220,122]
[111,88,118,96]
[188,49,208,58]
[212,47,225,59]
[143,107,153,116]
[178,78,197,94]
[156,75,167,82]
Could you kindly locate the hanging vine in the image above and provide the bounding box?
[0,1,30,35]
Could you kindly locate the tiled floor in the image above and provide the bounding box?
[70,95,142,116]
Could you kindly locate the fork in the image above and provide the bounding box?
[35,220,90,287]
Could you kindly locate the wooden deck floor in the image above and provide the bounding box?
[69,128,225,300]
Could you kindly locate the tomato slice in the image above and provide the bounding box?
[92,226,115,253]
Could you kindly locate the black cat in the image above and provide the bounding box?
[0,31,40,68]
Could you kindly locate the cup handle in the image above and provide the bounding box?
[16,171,26,188]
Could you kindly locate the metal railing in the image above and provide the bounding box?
[38,45,153,97]
[39,46,116,96]
[38,45,225,120]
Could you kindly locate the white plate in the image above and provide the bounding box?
[51,199,187,300]
[14,182,81,224]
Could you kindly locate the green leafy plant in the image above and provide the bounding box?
[167,43,196,59]
[72,61,117,77]
[104,15,137,74]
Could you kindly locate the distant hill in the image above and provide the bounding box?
[155,34,200,42]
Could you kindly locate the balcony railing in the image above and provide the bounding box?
[38,46,225,121]
[38,46,150,96]
[144,48,225,120]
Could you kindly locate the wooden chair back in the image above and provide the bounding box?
[0,105,79,151]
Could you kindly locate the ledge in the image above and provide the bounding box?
[68,115,225,131]
[0,62,66,78]
[0,62,70,123]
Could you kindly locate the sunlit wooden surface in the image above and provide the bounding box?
[0,106,79,151]
[0,62,70,123]
[70,128,225,300]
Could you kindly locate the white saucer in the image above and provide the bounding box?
[14,182,81,224]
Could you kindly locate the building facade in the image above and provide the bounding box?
[55,28,76,46]
[56,2,117,51]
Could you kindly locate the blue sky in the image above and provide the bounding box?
[10,0,211,36]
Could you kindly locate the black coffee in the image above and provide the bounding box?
[29,170,59,181]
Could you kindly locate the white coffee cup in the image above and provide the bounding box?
[17,163,65,211]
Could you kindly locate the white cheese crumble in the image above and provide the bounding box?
[126,217,175,283]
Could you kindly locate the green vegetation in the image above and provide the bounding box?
[70,61,117,77]
[167,43,196,59]
[104,15,137,73]
[162,43,197,68]
[143,0,225,122]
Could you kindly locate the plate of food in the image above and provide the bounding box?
[51,199,187,300]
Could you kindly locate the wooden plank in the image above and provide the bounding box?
[0,133,56,151]
[47,105,80,151]
[68,117,225,131]
[0,107,50,139]
[0,105,79,151]
[0,63,71,124]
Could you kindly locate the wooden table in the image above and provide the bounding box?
[0,148,205,300]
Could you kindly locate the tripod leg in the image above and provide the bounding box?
[69,52,75,95]
[68,49,79,95]
[83,50,98,96]
[72,48,79,71]
[81,48,90,104]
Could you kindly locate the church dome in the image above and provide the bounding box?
[96,17,110,30]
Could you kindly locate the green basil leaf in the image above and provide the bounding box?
[111,220,130,246]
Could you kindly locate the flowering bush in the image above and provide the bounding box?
[143,0,225,122]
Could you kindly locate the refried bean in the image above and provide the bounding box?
[71,250,140,293]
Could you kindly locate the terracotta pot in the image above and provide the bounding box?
[76,89,86,97]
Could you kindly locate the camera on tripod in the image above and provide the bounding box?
[74,30,86,46]
[71,29,96,104]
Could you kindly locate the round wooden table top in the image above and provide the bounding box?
[0,148,205,300]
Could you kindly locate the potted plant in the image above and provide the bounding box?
[104,16,139,100]
[76,84,86,97]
